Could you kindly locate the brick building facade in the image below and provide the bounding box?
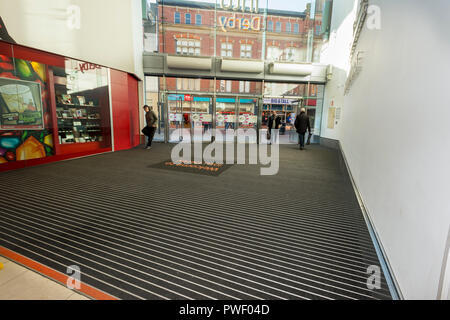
[157,0,323,95]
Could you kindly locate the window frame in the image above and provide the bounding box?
[174,12,181,24]
[176,38,201,56]
[275,21,281,33]
[240,44,252,59]
[195,14,202,25]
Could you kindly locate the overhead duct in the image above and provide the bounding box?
[221,59,264,73]
[167,55,212,70]
[269,63,313,76]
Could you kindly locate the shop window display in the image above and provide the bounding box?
[51,59,111,148]
[0,42,113,169]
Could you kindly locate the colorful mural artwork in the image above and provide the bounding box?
[0,130,54,163]
[0,53,54,164]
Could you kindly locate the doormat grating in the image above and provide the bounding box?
[148,160,233,176]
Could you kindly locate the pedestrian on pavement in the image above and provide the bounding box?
[267,110,281,144]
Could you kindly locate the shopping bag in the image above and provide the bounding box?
[306,133,312,145]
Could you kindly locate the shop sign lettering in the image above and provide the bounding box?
[219,15,261,32]
[77,62,102,73]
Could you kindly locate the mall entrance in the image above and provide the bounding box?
[147,78,325,145]
[164,92,260,144]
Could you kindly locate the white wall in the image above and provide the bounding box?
[0,0,143,78]
[320,0,357,140]
[324,0,450,299]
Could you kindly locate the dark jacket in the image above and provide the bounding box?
[145,110,158,127]
[267,114,281,132]
[294,112,311,134]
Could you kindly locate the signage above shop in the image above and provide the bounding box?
[263,98,297,105]
[220,0,259,13]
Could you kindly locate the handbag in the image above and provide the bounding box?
[141,126,150,136]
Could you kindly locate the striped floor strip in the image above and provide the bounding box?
[0,144,392,300]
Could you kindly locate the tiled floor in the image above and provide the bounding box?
[0,255,90,300]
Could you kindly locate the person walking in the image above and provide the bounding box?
[143,105,157,149]
[294,108,311,150]
[267,110,281,144]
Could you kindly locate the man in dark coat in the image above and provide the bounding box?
[143,105,158,149]
[294,108,311,150]
[267,111,281,144]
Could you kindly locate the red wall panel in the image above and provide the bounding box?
[110,69,140,151]
[127,74,140,147]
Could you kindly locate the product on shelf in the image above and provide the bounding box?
[55,94,103,144]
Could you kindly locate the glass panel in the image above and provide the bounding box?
[237,98,258,143]
[159,1,215,57]
[263,82,305,144]
[145,76,164,142]
[145,0,331,64]
[52,59,111,147]
[168,94,185,142]
[191,96,213,142]
[215,97,236,143]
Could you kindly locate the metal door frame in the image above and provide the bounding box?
[165,91,215,143]
[236,96,259,144]
[163,89,262,144]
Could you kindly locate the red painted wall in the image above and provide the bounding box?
[110,69,140,151]
[127,74,140,147]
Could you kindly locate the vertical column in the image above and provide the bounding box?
[47,68,61,156]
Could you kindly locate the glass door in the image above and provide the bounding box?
[237,98,258,143]
[168,94,185,142]
[190,95,213,142]
[168,94,213,143]
[215,97,236,143]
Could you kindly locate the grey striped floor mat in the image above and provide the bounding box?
[0,143,392,300]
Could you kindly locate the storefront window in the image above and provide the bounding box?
[0,41,114,168]
[51,59,111,148]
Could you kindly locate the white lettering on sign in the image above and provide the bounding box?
[221,0,259,13]
[218,15,261,32]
